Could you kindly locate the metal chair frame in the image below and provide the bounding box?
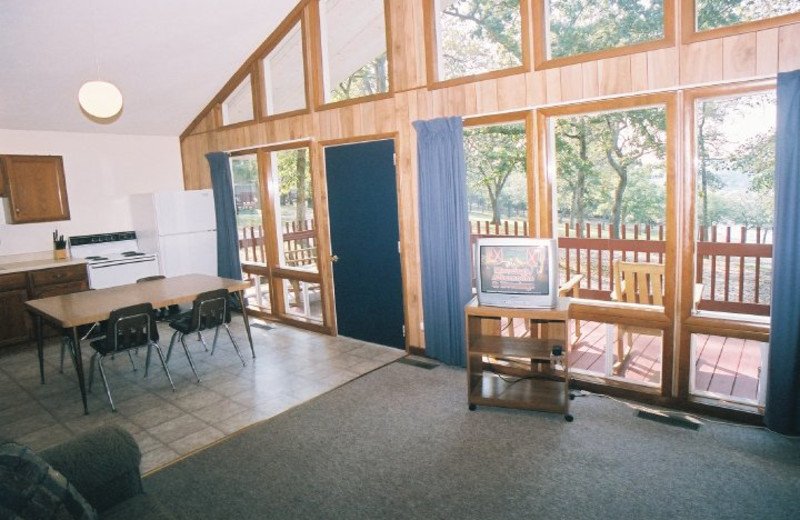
[88,303,175,411]
[162,289,246,383]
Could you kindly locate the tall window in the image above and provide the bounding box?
[547,101,669,386]
[543,0,666,61]
[230,153,271,312]
[693,90,775,317]
[272,147,322,322]
[694,0,800,32]
[221,75,254,126]
[464,120,529,237]
[319,0,389,103]
[433,0,524,82]
[262,21,307,116]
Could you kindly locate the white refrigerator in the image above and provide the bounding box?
[130,189,218,277]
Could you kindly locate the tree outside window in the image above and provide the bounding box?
[546,0,665,60]
[436,0,523,81]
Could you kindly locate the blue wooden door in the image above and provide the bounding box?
[324,140,405,349]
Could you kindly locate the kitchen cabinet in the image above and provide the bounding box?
[0,264,88,347]
[0,273,30,347]
[0,155,71,223]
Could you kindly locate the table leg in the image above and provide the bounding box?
[71,327,89,415]
[36,315,45,384]
[237,290,256,359]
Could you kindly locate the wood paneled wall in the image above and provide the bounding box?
[179,0,800,351]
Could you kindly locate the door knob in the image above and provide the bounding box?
[331,255,339,263]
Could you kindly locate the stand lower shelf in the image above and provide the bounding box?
[465,298,573,421]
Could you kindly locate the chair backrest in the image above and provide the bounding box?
[99,303,158,354]
[136,275,166,283]
[189,289,231,331]
[612,260,665,306]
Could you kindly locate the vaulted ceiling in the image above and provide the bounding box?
[0,0,298,136]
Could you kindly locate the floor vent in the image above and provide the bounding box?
[636,409,701,430]
[250,323,274,331]
[397,357,439,370]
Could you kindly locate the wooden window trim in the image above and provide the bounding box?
[256,18,311,120]
[311,0,394,110]
[679,79,776,323]
[680,0,800,44]
[463,111,537,236]
[423,0,531,88]
[219,71,257,128]
[533,0,676,71]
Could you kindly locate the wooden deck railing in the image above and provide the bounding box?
[238,219,317,267]
[470,219,772,316]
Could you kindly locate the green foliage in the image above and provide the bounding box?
[548,0,664,59]
[330,53,388,102]
[439,0,522,79]
[464,122,527,224]
[696,0,800,32]
[554,106,667,236]
[695,92,775,230]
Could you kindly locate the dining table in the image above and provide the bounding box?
[25,274,255,414]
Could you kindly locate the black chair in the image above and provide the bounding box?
[59,289,108,374]
[136,275,179,320]
[88,303,175,411]
[164,289,246,383]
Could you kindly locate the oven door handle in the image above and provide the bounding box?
[89,258,157,269]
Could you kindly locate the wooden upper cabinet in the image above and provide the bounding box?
[0,155,71,223]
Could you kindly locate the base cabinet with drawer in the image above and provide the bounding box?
[0,264,89,347]
[0,272,31,347]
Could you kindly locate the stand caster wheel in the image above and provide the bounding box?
[469,404,476,411]
[569,393,575,400]
[565,414,574,422]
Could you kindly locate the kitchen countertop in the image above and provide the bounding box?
[0,251,87,275]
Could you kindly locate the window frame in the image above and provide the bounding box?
[257,16,311,120]
[537,93,678,395]
[423,0,532,89]
[311,0,394,110]
[681,0,800,44]
[218,72,257,128]
[532,0,676,71]
[462,111,536,237]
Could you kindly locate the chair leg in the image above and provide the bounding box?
[60,337,67,374]
[210,326,221,355]
[144,342,153,378]
[225,324,246,367]
[180,334,201,383]
[152,341,176,391]
[127,350,138,372]
[198,331,208,351]
[166,330,179,363]
[97,356,117,412]
[88,352,98,392]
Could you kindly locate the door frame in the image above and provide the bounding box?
[316,133,408,348]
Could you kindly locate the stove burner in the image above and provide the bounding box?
[121,251,145,257]
[85,256,108,261]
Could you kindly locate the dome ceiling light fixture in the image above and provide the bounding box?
[78,80,123,119]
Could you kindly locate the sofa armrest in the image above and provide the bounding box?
[39,426,143,513]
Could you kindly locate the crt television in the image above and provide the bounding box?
[475,237,558,309]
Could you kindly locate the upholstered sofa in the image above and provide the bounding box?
[0,426,172,520]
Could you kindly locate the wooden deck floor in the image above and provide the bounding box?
[506,318,764,404]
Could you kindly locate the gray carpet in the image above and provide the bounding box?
[145,361,800,519]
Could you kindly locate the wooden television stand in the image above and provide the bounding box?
[465,297,573,421]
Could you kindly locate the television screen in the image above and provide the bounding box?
[475,237,558,308]
[479,245,552,295]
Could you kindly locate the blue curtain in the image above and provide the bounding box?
[205,152,243,282]
[413,117,472,367]
[766,69,800,435]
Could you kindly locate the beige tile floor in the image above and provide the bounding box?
[0,318,405,474]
